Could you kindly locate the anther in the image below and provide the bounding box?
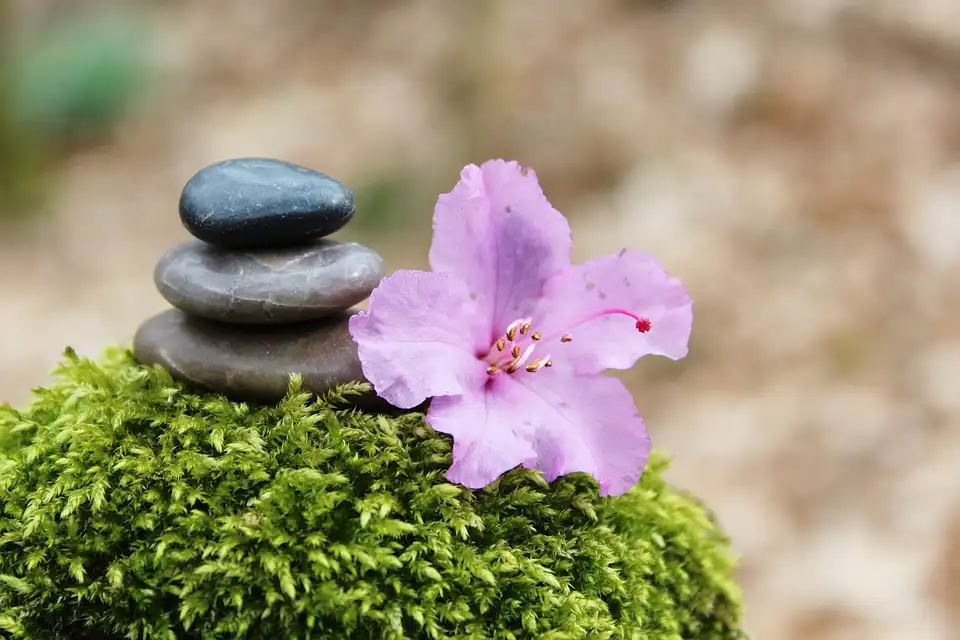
[525,355,554,372]
[486,365,498,375]
[560,335,572,343]
[505,344,536,373]
[532,332,542,341]
[511,345,521,358]
[525,361,541,372]
[504,317,533,342]
[496,338,506,352]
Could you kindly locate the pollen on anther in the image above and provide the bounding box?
[525,356,552,372]
[506,344,537,373]
[531,331,542,341]
[496,338,506,352]
[635,318,652,333]
[486,365,498,375]
[506,326,518,341]
[560,334,573,343]
[520,321,532,335]
[511,345,521,358]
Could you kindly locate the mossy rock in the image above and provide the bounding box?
[0,348,745,639]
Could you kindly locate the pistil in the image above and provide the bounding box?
[484,308,652,377]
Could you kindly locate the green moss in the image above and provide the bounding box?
[0,348,745,639]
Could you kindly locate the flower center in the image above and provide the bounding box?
[483,308,651,376]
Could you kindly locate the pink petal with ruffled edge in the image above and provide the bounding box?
[427,369,651,496]
[348,269,488,409]
[429,159,572,340]
[426,385,539,490]
[534,249,693,375]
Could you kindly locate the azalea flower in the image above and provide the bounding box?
[348,160,692,496]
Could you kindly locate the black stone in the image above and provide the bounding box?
[154,240,384,324]
[133,308,374,404]
[178,158,355,249]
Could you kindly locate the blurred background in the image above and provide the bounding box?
[1,0,959,637]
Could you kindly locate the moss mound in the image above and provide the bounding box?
[0,349,744,639]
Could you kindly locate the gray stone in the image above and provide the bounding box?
[178,158,355,249]
[153,240,384,324]
[133,308,372,404]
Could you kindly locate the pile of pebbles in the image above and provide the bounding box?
[133,158,384,403]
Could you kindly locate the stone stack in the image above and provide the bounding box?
[133,158,384,403]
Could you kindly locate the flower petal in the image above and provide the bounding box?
[427,370,651,496]
[426,385,539,491]
[429,159,573,337]
[535,249,693,374]
[348,269,487,409]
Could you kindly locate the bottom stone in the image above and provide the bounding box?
[133,308,371,404]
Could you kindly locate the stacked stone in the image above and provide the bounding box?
[133,158,384,403]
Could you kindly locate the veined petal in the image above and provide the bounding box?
[348,270,487,409]
[429,159,572,338]
[427,370,651,496]
[426,385,538,491]
[536,249,693,374]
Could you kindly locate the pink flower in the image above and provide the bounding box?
[348,160,692,496]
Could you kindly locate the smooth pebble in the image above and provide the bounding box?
[154,240,384,324]
[133,308,370,403]
[178,158,355,249]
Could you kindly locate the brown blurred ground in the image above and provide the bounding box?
[2,1,960,638]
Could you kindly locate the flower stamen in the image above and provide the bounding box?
[504,317,531,342]
[524,355,553,373]
[486,310,649,377]
[505,344,537,373]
